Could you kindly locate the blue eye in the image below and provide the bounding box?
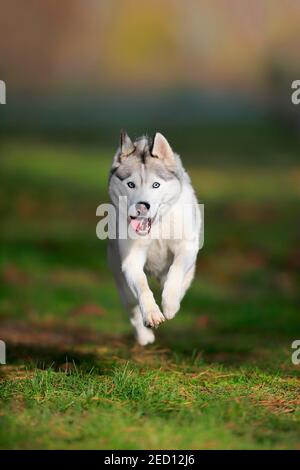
[127,181,135,189]
[152,182,160,188]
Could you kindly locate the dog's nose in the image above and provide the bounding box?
[136,201,150,215]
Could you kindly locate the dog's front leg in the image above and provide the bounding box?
[162,242,198,320]
[122,250,165,328]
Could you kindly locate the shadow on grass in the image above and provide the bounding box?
[158,322,295,375]
[0,314,295,376]
[0,319,133,375]
[6,344,101,373]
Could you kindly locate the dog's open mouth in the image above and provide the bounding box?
[129,216,151,235]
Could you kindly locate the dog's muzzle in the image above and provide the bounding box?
[129,202,152,235]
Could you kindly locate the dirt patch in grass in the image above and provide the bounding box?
[255,396,300,415]
[0,365,35,382]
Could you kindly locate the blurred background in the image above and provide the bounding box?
[0,0,300,449]
[1,0,300,157]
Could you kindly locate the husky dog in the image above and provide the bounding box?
[108,132,201,345]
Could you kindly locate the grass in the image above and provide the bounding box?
[0,139,300,449]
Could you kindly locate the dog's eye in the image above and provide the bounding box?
[127,181,135,189]
[152,182,160,188]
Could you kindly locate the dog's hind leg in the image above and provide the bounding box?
[130,305,155,346]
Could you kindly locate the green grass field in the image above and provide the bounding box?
[0,139,300,449]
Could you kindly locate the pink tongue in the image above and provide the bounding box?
[130,219,141,231]
[130,218,151,233]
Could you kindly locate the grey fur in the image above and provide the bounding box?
[110,135,182,182]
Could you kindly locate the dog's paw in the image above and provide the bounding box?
[137,328,155,346]
[144,306,165,328]
[162,301,180,320]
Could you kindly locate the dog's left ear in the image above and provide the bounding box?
[151,133,175,167]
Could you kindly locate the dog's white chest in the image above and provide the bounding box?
[144,240,173,279]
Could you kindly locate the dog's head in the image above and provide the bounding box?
[109,132,183,235]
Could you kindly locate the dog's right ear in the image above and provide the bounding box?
[112,131,135,170]
[120,130,135,157]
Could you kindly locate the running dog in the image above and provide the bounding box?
[108,132,201,345]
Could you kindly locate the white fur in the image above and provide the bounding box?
[108,133,201,345]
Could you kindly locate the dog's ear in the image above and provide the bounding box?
[111,131,135,170]
[151,133,175,166]
[120,130,135,157]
